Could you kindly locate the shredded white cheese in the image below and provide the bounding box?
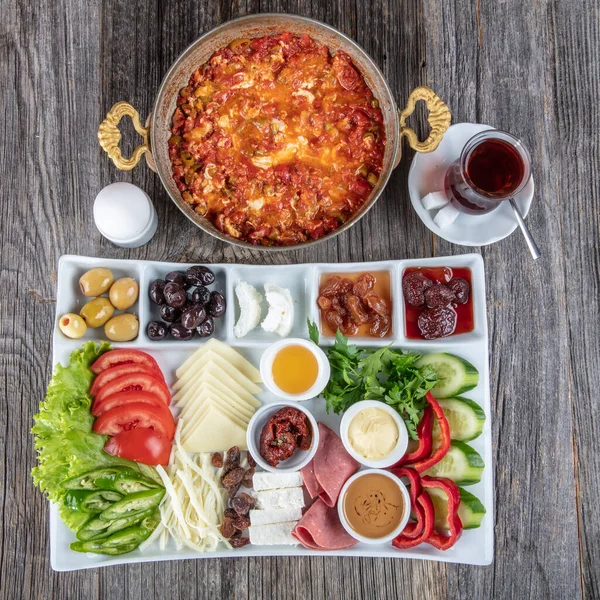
[143,420,231,553]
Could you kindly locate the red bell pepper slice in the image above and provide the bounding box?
[392,491,434,549]
[393,407,433,467]
[391,467,423,538]
[411,392,451,473]
[421,475,463,551]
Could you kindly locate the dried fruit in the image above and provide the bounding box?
[229,536,250,548]
[448,277,470,304]
[402,271,433,307]
[418,306,457,340]
[317,295,332,310]
[344,294,368,324]
[424,283,456,308]
[325,309,344,332]
[370,314,391,337]
[222,467,246,489]
[224,508,237,520]
[231,494,253,516]
[231,515,251,530]
[320,275,353,297]
[224,446,241,471]
[352,273,375,297]
[364,292,389,316]
[211,452,223,468]
[246,453,256,468]
[220,519,236,539]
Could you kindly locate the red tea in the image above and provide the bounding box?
[466,139,525,197]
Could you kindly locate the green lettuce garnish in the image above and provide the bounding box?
[31,341,129,530]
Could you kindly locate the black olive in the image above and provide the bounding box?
[181,304,206,330]
[186,265,215,286]
[165,270,187,287]
[207,291,226,317]
[197,317,214,338]
[160,303,181,323]
[191,285,211,306]
[170,322,194,340]
[149,279,166,305]
[163,282,187,308]
[147,321,167,341]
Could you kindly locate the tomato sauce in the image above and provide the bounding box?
[403,267,474,339]
[169,33,386,246]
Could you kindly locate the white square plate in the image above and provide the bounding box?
[49,254,493,570]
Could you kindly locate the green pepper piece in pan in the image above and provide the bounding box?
[99,488,164,521]
[64,490,123,513]
[70,540,139,555]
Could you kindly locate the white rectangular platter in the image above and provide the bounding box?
[49,253,493,570]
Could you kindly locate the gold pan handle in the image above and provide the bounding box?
[399,86,451,153]
[98,102,154,171]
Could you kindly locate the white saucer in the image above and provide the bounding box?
[408,123,535,246]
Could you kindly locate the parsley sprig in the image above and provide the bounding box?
[308,319,438,440]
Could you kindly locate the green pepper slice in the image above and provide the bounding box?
[62,466,160,494]
[64,490,123,513]
[101,520,157,548]
[70,540,139,555]
[99,488,164,521]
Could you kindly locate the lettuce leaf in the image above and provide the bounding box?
[31,342,129,525]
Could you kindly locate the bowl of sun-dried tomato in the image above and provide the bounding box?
[99,14,451,250]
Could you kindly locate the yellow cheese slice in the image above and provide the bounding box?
[179,384,255,421]
[176,338,261,383]
[181,406,248,452]
[173,364,262,408]
[173,352,262,395]
[181,400,249,443]
[180,390,252,426]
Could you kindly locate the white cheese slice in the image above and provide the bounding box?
[173,366,261,409]
[175,338,261,383]
[254,487,305,510]
[252,471,304,492]
[173,352,262,395]
[250,507,302,526]
[248,522,299,546]
[181,407,248,452]
[234,281,263,338]
[179,384,255,421]
[261,283,294,337]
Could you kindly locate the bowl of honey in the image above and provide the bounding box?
[259,338,330,402]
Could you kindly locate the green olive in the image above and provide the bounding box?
[109,278,139,310]
[59,313,87,339]
[104,314,139,342]
[80,297,115,328]
[79,268,114,297]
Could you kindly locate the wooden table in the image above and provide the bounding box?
[1,0,598,598]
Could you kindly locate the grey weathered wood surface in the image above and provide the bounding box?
[0,0,598,598]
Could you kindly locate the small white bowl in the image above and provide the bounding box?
[246,401,320,474]
[340,400,409,468]
[337,469,411,545]
[259,338,330,402]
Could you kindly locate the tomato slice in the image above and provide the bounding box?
[104,428,172,466]
[90,364,163,397]
[94,372,171,406]
[92,390,167,417]
[93,402,175,440]
[91,349,161,375]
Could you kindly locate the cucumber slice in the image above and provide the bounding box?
[457,487,486,529]
[424,440,484,485]
[416,353,479,398]
[426,486,451,530]
[427,486,486,530]
[437,396,486,441]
